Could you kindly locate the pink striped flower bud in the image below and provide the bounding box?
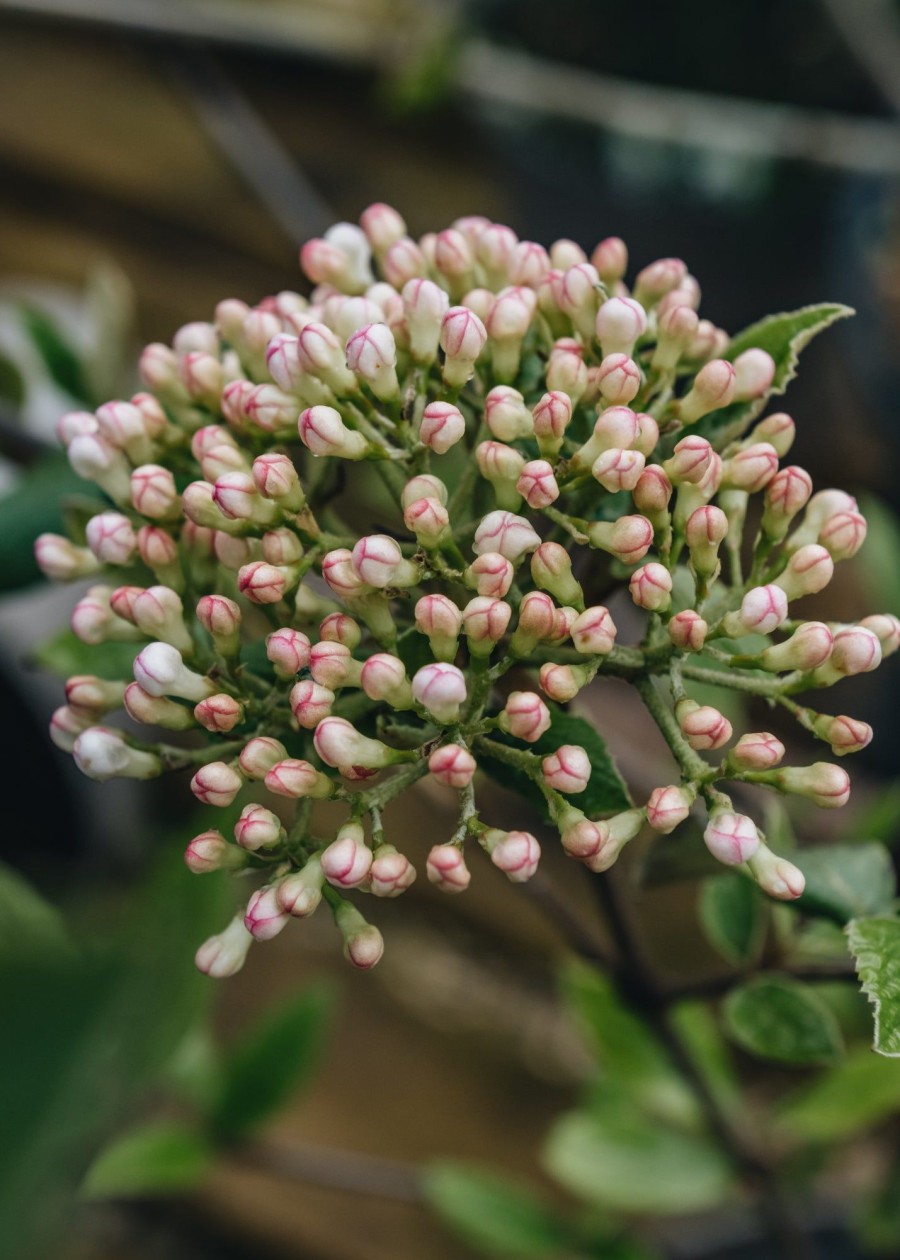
[774,545,834,601]
[829,626,882,677]
[633,257,687,306]
[539,661,592,702]
[252,453,304,509]
[239,737,288,781]
[723,443,779,493]
[318,612,361,649]
[462,597,512,656]
[509,239,552,287]
[750,412,795,456]
[420,401,466,453]
[244,885,290,942]
[571,406,640,471]
[194,694,244,734]
[474,510,541,563]
[530,542,584,608]
[668,609,708,651]
[542,744,591,794]
[360,202,406,253]
[50,705,92,751]
[633,465,673,519]
[402,277,449,362]
[314,717,401,771]
[137,527,179,579]
[238,560,293,605]
[331,296,384,341]
[72,586,143,645]
[475,222,518,279]
[591,236,628,284]
[196,594,241,657]
[592,447,646,493]
[235,803,283,852]
[179,351,225,406]
[335,902,384,970]
[345,322,399,400]
[404,496,451,547]
[546,344,588,401]
[123,683,195,731]
[677,699,733,750]
[139,342,184,398]
[369,846,416,897]
[265,758,333,799]
[213,472,278,525]
[185,830,245,874]
[130,464,179,520]
[95,400,154,464]
[34,534,100,582]
[459,287,493,322]
[550,239,587,268]
[181,481,228,531]
[309,640,361,689]
[476,441,526,508]
[428,743,477,788]
[812,712,872,756]
[195,916,253,978]
[732,348,776,401]
[486,286,537,379]
[729,732,786,770]
[465,552,515,599]
[550,606,578,643]
[412,662,467,723]
[73,726,161,781]
[758,622,833,672]
[290,678,335,729]
[277,856,325,917]
[652,302,699,371]
[679,359,736,424]
[484,828,541,882]
[352,533,418,589]
[645,784,695,835]
[440,306,487,387]
[634,412,660,458]
[298,405,368,459]
[484,385,532,441]
[263,628,310,679]
[588,515,654,565]
[382,236,426,287]
[134,642,213,701]
[777,762,850,809]
[201,442,253,484]
[531,390,573,457]
[434,227,475,284]
[65,675,126,717]
[131,586,192,653]
[85,512,137,566]
[595,296,647,357]
[499,691,551,743]
[629,562,673,611]
[361,653,413,706]
[426,844,471,892]
[819,510,867,561]
[860,614,900,658]
[685,505,728,578]
[402,473,448,509]
[596,354,641,405]
[789,489,858,550]
[415,593,462,661]
[556,263,601,340]
[321,823,372,889]
[262,528,303,567]
[190,760,243,807]
[56,409,98,446]
[748,846,805,901]
[663,435,713,486]
[322,548,370,600]
[704,809,760,866]
[722,584,789,637]
[557,809,609,862]
[509,590,557,656]
[571,605,617,655]
[517,460,559,509]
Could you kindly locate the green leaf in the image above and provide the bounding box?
[481,705,630,822]
[32,627,143,680]
[856,495,900,618]
[0,862,71,959]
[857,781,900,848]
[722,975,844,1065]
[543,1100,732,1215]
[846,917,900,1057]
[0,458,104,593]
[562,962,698,1127]
[211,983,335,1139]
[776,1047,900,1144]
[0,349,26,408]
[668,1001,742,1118]
[19,305,93,404]
[82,1121,212,1199]
[698,874,767,967]
[695,303,853,448]
[423,1162,572,1257]
[796,843,896,925]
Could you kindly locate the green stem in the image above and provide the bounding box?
[634,675,710,781]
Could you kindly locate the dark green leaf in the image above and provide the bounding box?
[82,1121,212,1199]
[776,1047,900,1144]
[698,874,767,966]
[211,983,335,1139]
[857,781,900,848]
[0,458,104,592]
[19,305,93,403]
[481,705,630,822]
[722,975,844,1065]
[857,1160,900,1255]
[543,1100,732,1215]
[0,862,71,959]
[0,350,26,408]
[846,917,900,1057]
[423,1161,571,1257]
[32,627,143,680]
[796,843,896,925]
[695,303,853,448]
[667,1001,742,1119]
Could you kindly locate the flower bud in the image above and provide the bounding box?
[50,705,93,751]
[818,510,867,561]
[352,534,418,589]
[758,622,833,672]
[571,605,617,655]
[401,277,449,363]
[539,661,593,702]
[34,534,100,582]
[592,447,646,493]
[676,699,732,750]
[277,855,325,917]
[747,845,806,900]
[420,401,466,454]
[194,693,244,734]
[238,560,295,605]
[828,626,883,678]
[64,675,126,718]
[381,235,426,288]
[531,391,573,458]
[499,691,551,743]
[629,562,672,611]
[137,527,180,586]
[411,662,467,723]
[134,642,213,701]
[633,257,687,306]
[334,901,384,970]
[314,716,402,771]
[244,885,290,942]
[306,641,359,690]
[591,236,627,283]
[56,409,98,446]
[212,471,278,526]
[668,609,708,651]
[678,359,736,424]
[546,345,588,402]
[414,593,462,662]
[587,515,653,565]
[263,627,310,679]
[404,496,451,547]
[195,916,253,978]
[473,510,541,563]
[360,202,406,253]
[252,453,305,510]
[570,406,640,471]
[464,553,514,600]
[422,843,470,893]
[95,400,154,464]
[234,738,286,782]
[722,584,789,637]
[596,354,641,406]
[633,466,673,521]
[508,590,556,657]
[322,548,371,600]
[233,803,283,853]
[298,405,369,459]
[556,263,601,340]
[774,544,834,601]
[428,743,477,788]
[728,732,786,770]
[186,831,246,874]
[462,597,512,656]
[73,727,161,781]
[503,239,548,288]
[85,512,137,566]
[812,712,873,757]
[71,585,143,645]
[542,744,590,794]
[130,465,179,520]
[440,306,487,387]
[321,822,372,890]
[482,828,541,882]
[749,412,795,456]
[722,443,779,493]
[476,441,525,508]
[123,683,195,730]
[286,683,333,735]
[652,302,699,371]
[485,286,537,380]
[732,348,775,401]
[595,296,647,357]
[663,435,713,486]
[762,466,813,539]
[557,808,608,862]
[360,653,413,707]
[367,845,416,898]
[777,762,851,809]
[196,594,241,657]
[131,586,192,653]
[484,385,533,441]
[265,758,333,799]
[860,614,900,658]
[402,473,448,510]
[345,322,399,400]
[685,505,728,579]
[704,809,760,866]
[640,784,695,837]
[530,542,584,608]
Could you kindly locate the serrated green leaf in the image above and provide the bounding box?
[698,874,767,967]
[423,1162,571,1257]
[32,627,143,680]
[846,917,900,1058]
[19,305,93,404]
[796,843,896,925]
[0,349,26,408]
[722,975,844,1065]
[543,1101,732,1215]
[0,458,104,593]
[82,1120,212,1199]
[694,303,853,448]
[481,704,630,822]
[776,1047,900,1144]
[211,983,335,1139]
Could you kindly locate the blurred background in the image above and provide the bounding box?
[0,2,899,1259]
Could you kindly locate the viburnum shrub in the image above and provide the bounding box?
[37,205,897,981]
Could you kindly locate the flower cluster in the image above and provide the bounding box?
[37,205,897,977]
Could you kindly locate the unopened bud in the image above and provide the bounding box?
[265,758,333,799]
[73,727,161,781]
[186,831,245,873]
[762,466,813,539]
[747,844,805,900]
[299,405,368,459]
[134,642,213,701]
[440,306,487,387]
[277,855,325,917]
[592,448,646,493]
[722,443,779,493]
[776,762,850,809]
[588,515,654,565]
[812,712,873,757]
[85,512,137,566]
[629,562,673,611]
[320,612,362,649]
[360,653,413,707]
[758,622,833,672]
[538,661,592,702]
[542,744,590,794]
[774,545,834,601]
[428,743,477,787]
[596,354,641,406]
[477,441,525,508]
[676,698,733,750]
[34,534,100,582]
[352,534,419,589]
[474,510,541,563]
[130,465,179,520]
[123,683,195,730]
[732,348,775,401]
[685,505,728,579]
[314,716,403,771]
[462,597,512,657]
[346,322,399,400]
[465,553,514,600]
[592,236,628,284]
[484,385,532,441]
[196,594,241,657]
[483,828,541,882]
[404,496,450,547]
[679,359,736,424]
[663,435,713,486]
[645,784,695,834]
[571,605,617,655]
[704,809,760,866]
[530,542,584,608]
[652,302,699,371]
[668,609,708,651]
[596,296,647,358]
[195,916,253,978]
[818,510,867,561]
[499,691,551,743]
[411,662,467,723]
[722,584,788,637]
[420,401,466,453]
[729,732,786,770]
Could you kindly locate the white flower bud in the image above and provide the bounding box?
[412,662,467,723]
[133,642,214,701]
[73,727,160,781]
[483,828,541,882]
[703,809,760,866]
[420,401,466,453]
[473,510,541,563]
[195,916,253,978]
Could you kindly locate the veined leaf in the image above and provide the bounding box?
[847,917,900,1057]
[698,874,767,967]
[722,975,844,1066]
[796,843,896,925]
